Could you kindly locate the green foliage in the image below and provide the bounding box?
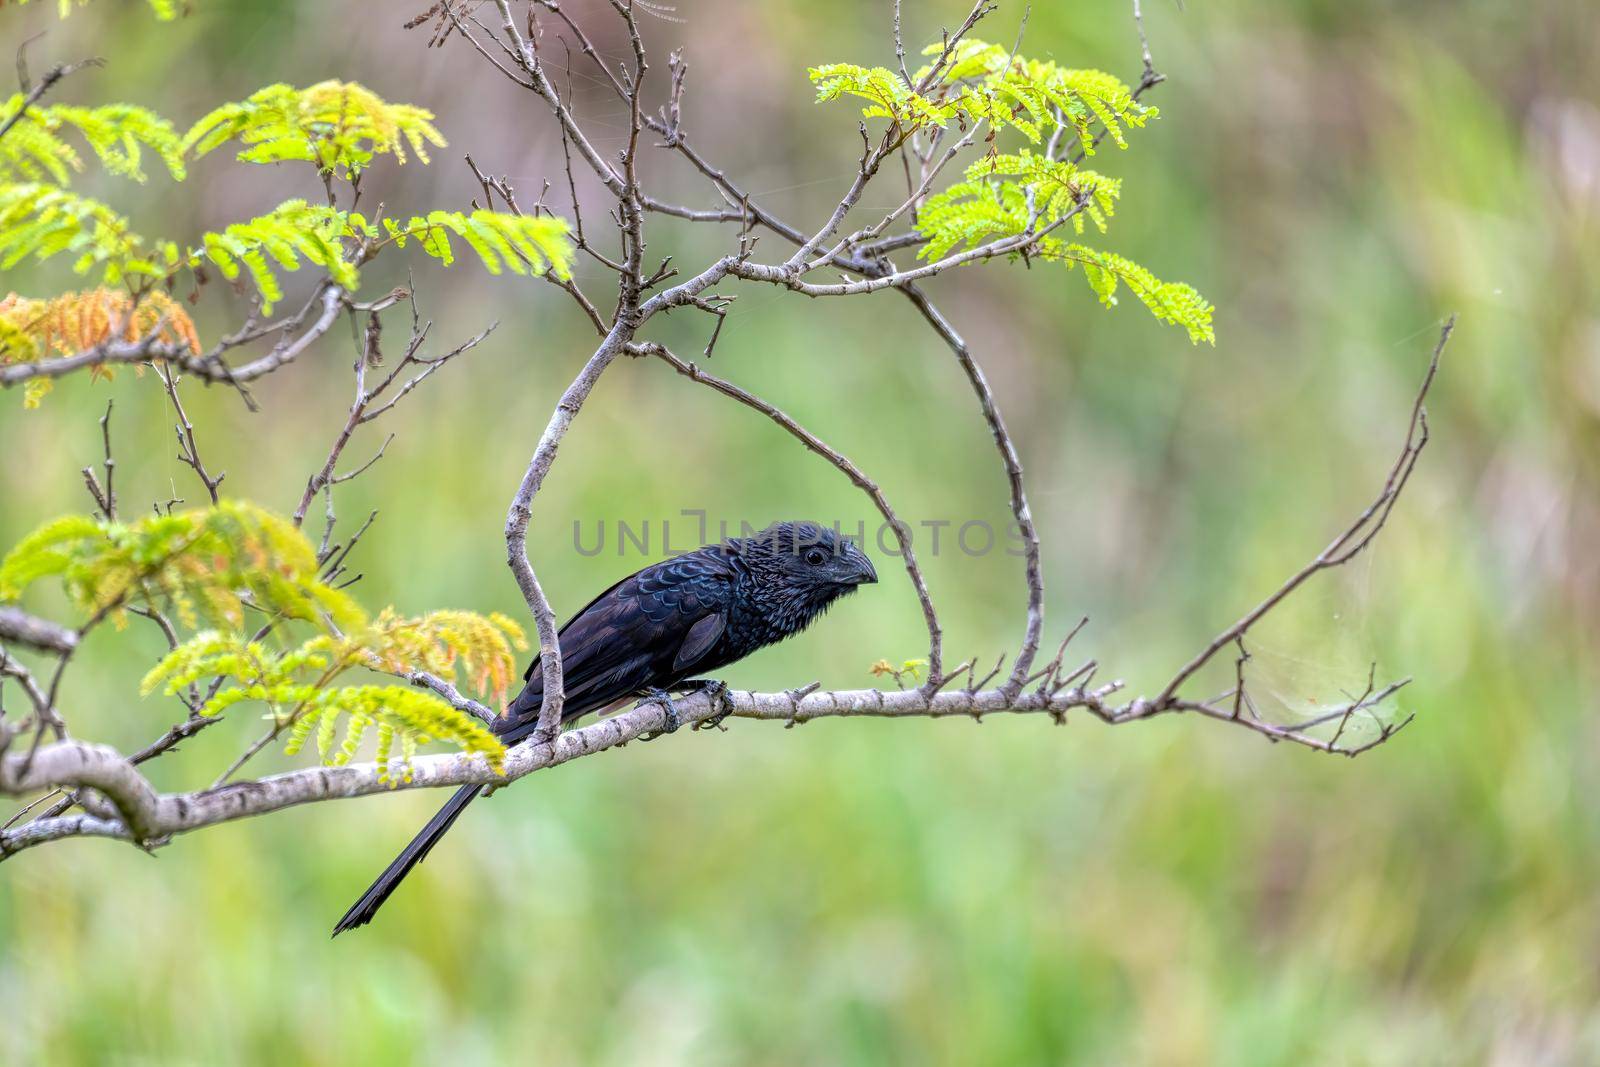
[194,202,573,313]
[812,36,1209,342]
[1053,244,1215,345]
[381,210,574,279]
[182,81,445,178]
[197,200,357,310]
[2,499,520,776]
[0,96,185,183]
[6,0,181,19]
[0,183,159,283]
[140,607,524,781]
[917,152,1121,259]
[282,686,501,782]
[0,500,363,630]
[811,39,1207,342]
[810,39,1155,150]
[913,153,1211,342]
[0,185,572,312]
[808,63,959,131]
[0,79,569,317]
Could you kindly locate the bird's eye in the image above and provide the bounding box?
[804,547,828,566]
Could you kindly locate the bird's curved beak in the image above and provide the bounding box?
[848,547,878,585]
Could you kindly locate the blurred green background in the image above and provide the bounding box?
[2,0,1597,1063]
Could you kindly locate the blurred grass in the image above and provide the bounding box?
[1,0,1598,1063]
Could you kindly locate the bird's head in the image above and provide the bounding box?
[733,520,877,632]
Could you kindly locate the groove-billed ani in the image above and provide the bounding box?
[333,520,877,935]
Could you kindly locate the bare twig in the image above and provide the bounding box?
[0,57,104,142]
[1155,318,1455,707]
[1130,0,1165,92]
[504,323,633,738]
[901,285,1043,693]
[156,364,224,504]
[892,0,911,87]
[80,401,117,520]
[634,341,944,682]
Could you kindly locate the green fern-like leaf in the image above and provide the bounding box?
[285,685,504,782]
[0,97,185,183]
[1050,243,1216,344]
[913,42,1156,151]
[140,630,328,698]
[0,500,365,630]
[1,82,569,307]
[808,63,961,132]
[182,81,446,178]
[146,612,515,781]
[8,0,182,18]
[383,210,573,280]
[0,182,172,284]
[811,41,1154,151]
[825,39,1207,344]
[0,189,575,312]
[966,152,1121,231]
[187,204,574,311]
[916,152,1122,260]
[193,199,360,310]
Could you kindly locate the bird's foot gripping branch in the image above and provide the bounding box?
[0,0,1450,932]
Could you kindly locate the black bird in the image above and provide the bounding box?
[332,520,877,935]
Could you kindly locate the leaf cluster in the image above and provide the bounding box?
[3,0,180,20]
[916,154,1213,343]
[198,201,573,313]
[139,608,524,782]
[0,81,573,326]
[182,80,444,178]
[0,500,362,630]
[918,151,1121,259]
[0,96,185,184]
[1049,244,1216,345]
[810,40,1156,150]
[2,501,522,776]
[0,287,201,406]
[811,38,1211,343]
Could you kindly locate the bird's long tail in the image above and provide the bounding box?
[331,783,480,937]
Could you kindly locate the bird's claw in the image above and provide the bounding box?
[692,679,732,730]
[640,687,681,738]
[641,681,732,738]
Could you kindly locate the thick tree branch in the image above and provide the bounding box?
[4,662,1399,859]
[0,741,161,843]
[0,609,77,656]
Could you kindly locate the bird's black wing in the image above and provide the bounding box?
[498,548,737,740]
